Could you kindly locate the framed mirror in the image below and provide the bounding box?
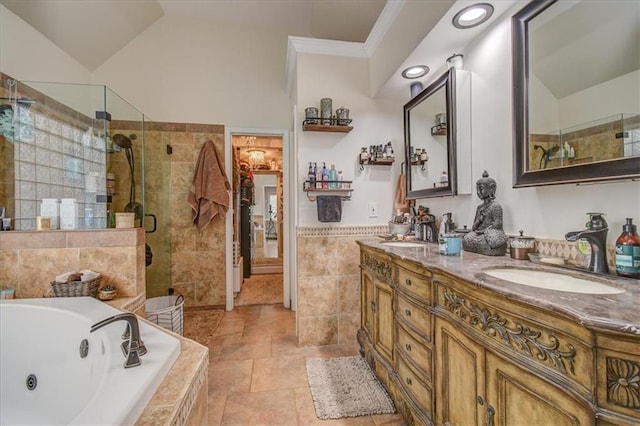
[404,69,458,198]
[512,0,640,187]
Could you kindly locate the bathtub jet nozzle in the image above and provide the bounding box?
[90,312,147,368]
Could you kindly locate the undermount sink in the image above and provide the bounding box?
[382,241,427,248]
[483,268,624,295]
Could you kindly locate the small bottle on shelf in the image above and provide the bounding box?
[360,148,369,164]
[307,162,315,189]
[329,164,337,189]
[337,170,344,189]
[322,163,329,189]
[316,165,323,189]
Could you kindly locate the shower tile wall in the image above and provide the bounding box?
[117,121,226,306]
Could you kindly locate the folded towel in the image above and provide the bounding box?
[394,173,409,214]
[317,195,342,222]
[55,269,99,283]
[187,140,231,229]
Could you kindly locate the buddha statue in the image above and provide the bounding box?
[462,171,507,256]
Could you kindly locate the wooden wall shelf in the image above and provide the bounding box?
[303,124,353,133]
[303,180,353,201]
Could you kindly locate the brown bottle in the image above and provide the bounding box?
[615,218,640,279]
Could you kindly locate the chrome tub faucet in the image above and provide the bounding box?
[565,213,609,274]
[90,312,147,368]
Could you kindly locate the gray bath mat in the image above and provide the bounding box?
[306,356,395,419]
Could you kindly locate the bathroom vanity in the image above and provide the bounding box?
[357,240,640,426]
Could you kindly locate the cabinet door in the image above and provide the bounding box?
[361,268,375,338]
[435,318,485,426]
[374,280,394,363]
[486,351,594,426]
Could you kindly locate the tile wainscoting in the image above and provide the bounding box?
[0,228,145,298]
[296,225,387,347]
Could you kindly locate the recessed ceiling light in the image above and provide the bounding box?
[401,65,429,79]
[452,3,494,29]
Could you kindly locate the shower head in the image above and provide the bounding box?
[112,133,133,149]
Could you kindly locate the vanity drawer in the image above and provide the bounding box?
[396,321,432,381]
[397,351,433,415]
[397,266,431,303]
[397,292,432,341]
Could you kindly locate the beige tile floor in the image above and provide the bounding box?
[199,304,405,425]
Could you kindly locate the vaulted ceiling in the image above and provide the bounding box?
[0,0,386,71]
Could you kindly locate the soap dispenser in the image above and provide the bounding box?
[615,218,640,279]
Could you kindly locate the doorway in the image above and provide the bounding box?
[228,132,285,308]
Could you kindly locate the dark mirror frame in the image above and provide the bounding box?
[512,0,640,187]
[404,68,457,199]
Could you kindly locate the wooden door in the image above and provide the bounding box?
[361,268,374,338]
[435,318,485,426]
[374,279,394,363]
[485,351,594,426]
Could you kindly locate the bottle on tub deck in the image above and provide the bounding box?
[60,198,77,229]
[40,198,60,229]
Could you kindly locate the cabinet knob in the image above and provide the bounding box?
[371,301,376,312]
[405,343,412,351]
[405,309,411,316]
[405,278,412,286]
[406,377,413,386]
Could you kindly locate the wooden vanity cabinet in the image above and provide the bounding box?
[358,248,395,386]
[392,259,435,425]
[435,317,593,426]
[358,243,640,426]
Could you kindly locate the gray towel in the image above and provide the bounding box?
[317,195,342,222]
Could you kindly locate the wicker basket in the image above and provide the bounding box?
[50,276,101,297]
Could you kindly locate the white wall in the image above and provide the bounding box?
[559,70,640,129]
[91,15,293,129]
[295,53,404,226]
[414,7,639,245]
[0,6,90,83]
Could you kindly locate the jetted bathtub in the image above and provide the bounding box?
[0,297,180,425]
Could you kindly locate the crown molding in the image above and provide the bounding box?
[285,0,404,94]
[364,0,405,56]
[285,36,367,93]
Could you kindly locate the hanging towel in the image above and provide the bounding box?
[394,173,410,214]
[317,195,342,222]
[187,139,231,230]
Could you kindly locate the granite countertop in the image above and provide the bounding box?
[357,239,640,337]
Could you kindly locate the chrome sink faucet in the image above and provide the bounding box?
[90,312,147,368]
[565,213,609,274]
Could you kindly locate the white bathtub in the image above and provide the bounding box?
[0,297,180,425]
